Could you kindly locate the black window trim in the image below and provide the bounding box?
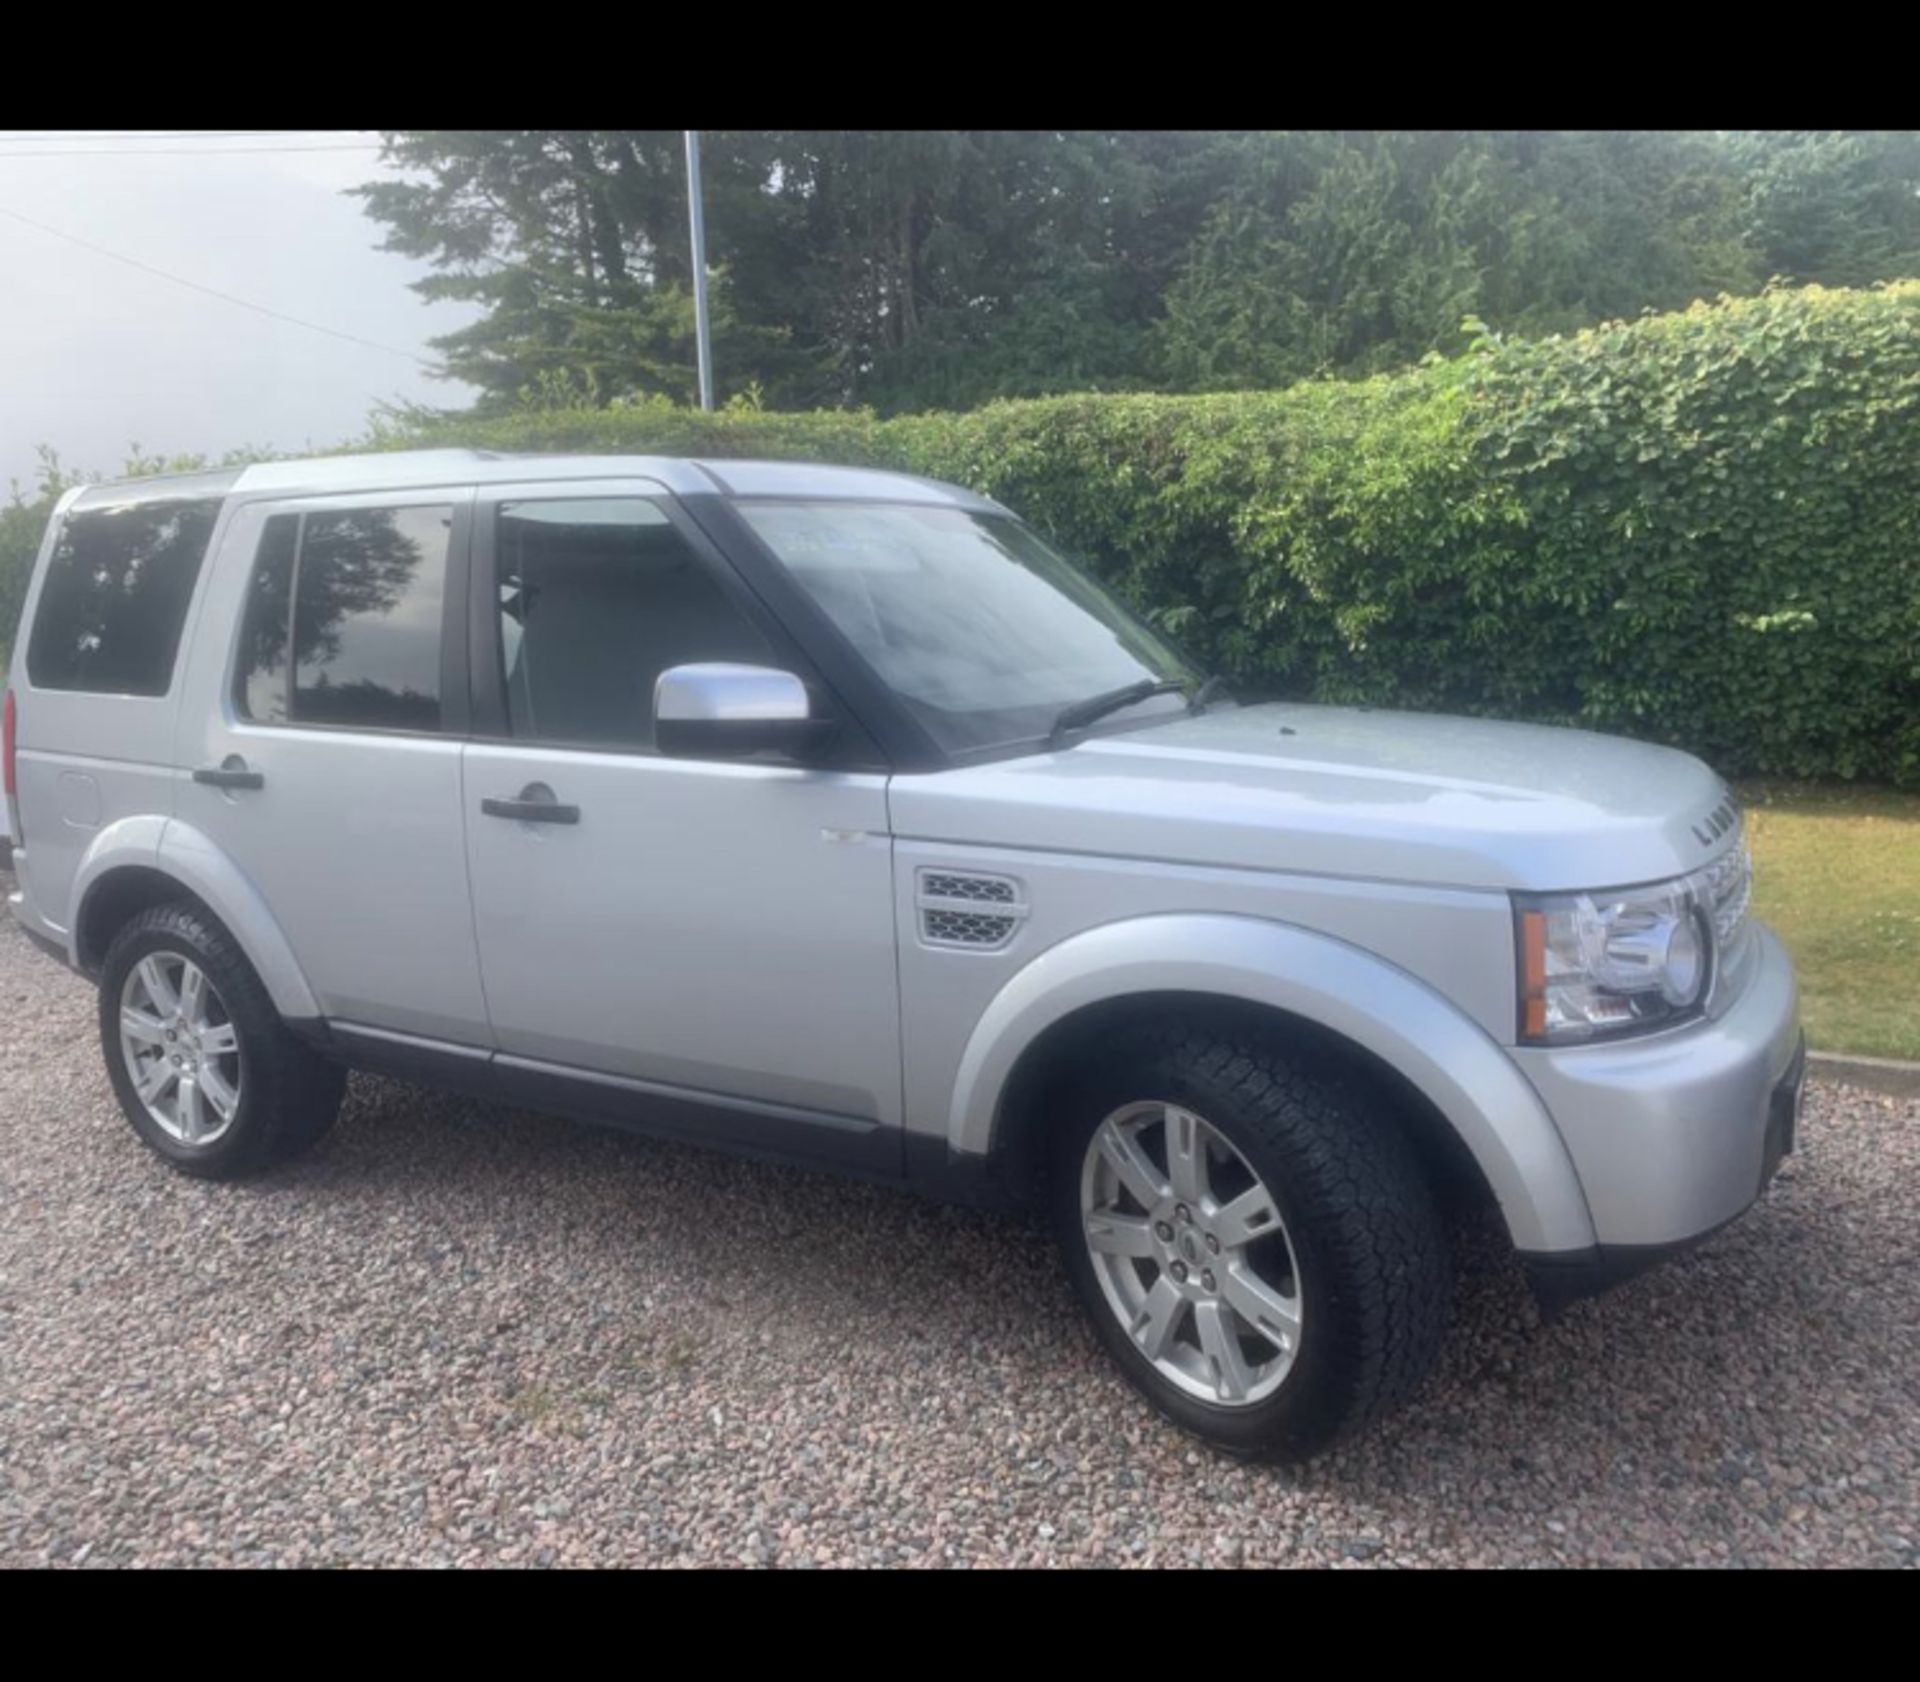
[465,484,887,772]
[226,488,474,741]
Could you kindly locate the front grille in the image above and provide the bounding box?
[917,868,1026,950]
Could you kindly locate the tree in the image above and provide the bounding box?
[1729,130,1920,287]
[353,132,801,409]
[351,130,1920,416]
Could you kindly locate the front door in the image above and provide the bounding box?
[460,481,901,1167]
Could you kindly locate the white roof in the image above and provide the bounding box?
[70,449,998,512]
[227,449,995,508]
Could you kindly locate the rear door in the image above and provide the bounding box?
[460,480,902,1165]
[172,487,491,1045]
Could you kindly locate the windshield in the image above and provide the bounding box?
[734,500,1199,754]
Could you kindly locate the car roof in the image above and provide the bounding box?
[69,449,1000,512]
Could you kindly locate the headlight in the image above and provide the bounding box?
[1515,878,1714,1045]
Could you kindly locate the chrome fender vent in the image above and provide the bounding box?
[917,869,1027,950]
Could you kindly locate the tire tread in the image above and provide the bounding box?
[99,902,344,1179]
[1055,1016,1450,1460]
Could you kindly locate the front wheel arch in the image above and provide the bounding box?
[951,914,1596,1256]
[994,991,1495,1225]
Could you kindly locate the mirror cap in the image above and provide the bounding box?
[654,663,833,762]
[655,663,811,724]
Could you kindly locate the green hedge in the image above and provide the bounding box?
[373,281,1920,785]
[0,493,47,672]
[8,282,1919,783]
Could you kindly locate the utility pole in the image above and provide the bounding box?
[684,130,715,411]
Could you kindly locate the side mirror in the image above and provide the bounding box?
[654,663,835,761]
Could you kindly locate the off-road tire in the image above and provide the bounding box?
[99,902,345,1179]
[1050,1019,1450,1462]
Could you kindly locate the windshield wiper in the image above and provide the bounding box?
[1187,674,1229,714]
[1049,678,1188,748]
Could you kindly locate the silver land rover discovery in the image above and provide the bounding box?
[4,451,1805,1461]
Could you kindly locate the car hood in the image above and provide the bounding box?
[887,702,1739,892]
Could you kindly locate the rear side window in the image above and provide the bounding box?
[235,504,453,732]
[26,498,222,696]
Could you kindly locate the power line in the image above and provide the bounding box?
[0,130,364,143]
[0,142,382,158]
[0,202,440,369]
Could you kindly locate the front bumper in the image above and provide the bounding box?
[1524,1033,1804,1314]
[1514,924,1803,1303]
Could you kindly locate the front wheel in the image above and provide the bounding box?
[99,902,345,1179]
[1050,1023,1450,1462]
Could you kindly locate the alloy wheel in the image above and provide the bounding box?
[118,952,244,1146]
[1079,1100,1304,1406]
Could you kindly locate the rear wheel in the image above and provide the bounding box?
[1050,1021,1450,1462]
[117,947,246,1148]
[99,903,345,1178]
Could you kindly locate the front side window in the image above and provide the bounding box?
[495,498,773,751]
[235,504,453,731]
[733,501,1195,754]
[27,497,222,696]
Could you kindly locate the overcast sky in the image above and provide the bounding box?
[0,131,478,495]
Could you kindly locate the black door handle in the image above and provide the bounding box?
[481,796,580,825]
[193,764,264,791]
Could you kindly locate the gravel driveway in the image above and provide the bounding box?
[1,898,1914,1568]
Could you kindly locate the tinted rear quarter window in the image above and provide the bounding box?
[236,504,453,732]
[27,498,223,695]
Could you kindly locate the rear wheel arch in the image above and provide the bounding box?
[76,864,213,973]
[72,823,319,1024]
